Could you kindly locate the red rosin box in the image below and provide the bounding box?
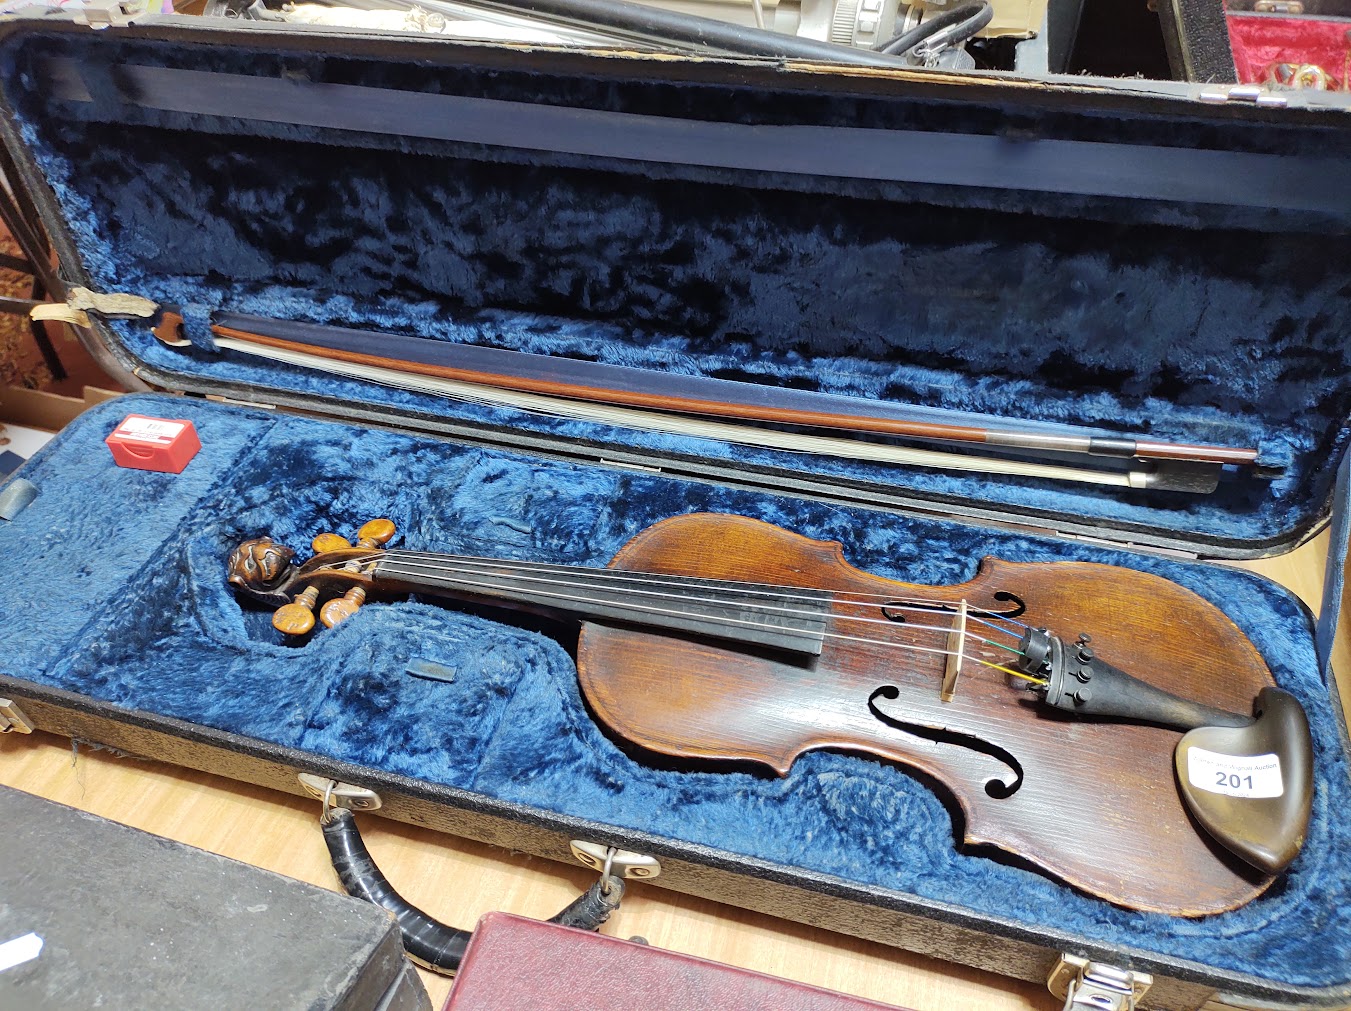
[104,414,201,474]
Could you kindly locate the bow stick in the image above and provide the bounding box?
[156,311,1263,493]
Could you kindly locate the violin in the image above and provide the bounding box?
[226,512,1314,916]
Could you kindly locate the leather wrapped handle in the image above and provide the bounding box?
[321,807,625,974]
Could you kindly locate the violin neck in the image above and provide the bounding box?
[370,549,830,656]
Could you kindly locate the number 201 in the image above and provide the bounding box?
[1217,771,1254,790]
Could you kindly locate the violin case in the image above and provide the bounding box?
[1,13,1350,1010]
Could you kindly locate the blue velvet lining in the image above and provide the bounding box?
[3,394,1349,992]
[2,29,1350,552]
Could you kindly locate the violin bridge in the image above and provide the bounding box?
[940,599,968,703]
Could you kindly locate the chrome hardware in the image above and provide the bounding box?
[828,0,897,46]
[1255,0,1304,11]
[1049,954,1152,1011]
[1198,84,1289,108]
[297,774,383,817]
[570,840,662,880]
[0,698,33,734]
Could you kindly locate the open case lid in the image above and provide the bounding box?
[1,16,1351,559]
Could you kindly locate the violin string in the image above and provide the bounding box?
[378,558,1027,661]
[313,553,1041,682]
[967,613,1027,638]
[357,552,1025,656]
[373,556,1039,681]
[333,548,1029,640]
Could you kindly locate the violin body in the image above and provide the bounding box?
[577,514,1274,915]
[229,512,1301,916]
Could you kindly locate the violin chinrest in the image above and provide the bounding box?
[1175,688,1313,875]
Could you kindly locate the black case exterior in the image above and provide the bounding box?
[1156,0,1238,83]
[2,16,1350,1011]
[0,784,430,1011]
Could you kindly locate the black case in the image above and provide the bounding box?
[0,785,430,1010]
[3,15,1351,1009]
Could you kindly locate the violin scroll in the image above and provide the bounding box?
[226,537,298,607]
[225,518,397,635]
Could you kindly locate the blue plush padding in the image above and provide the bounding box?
[3,393,1349,991]
[2,28,1351,552]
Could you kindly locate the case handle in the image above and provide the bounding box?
[320,806,625,975]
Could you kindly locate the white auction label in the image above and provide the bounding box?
[0,932,42,973]
[116,416,185,444]
[1186,748,1283,799]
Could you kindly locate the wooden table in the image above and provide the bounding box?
[1,531,1343,1011]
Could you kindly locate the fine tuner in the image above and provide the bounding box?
[227,513,1314,915]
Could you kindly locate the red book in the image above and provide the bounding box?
[444,912,912,1011]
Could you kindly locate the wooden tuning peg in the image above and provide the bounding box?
[273,586,320,636]
[315,520,394,628]
[311,520,394,554]
[355,518,396,548]
[283,520,395,631]
[311,532,352,553]
[321,587,367,628]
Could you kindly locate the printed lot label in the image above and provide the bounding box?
[115,416,186,444]
[1187,748,1283,798]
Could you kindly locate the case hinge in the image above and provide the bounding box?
[569,840,662,880]
[1197,84,1288,108]
[1048,954,1153,1011]
[0,698,34,735]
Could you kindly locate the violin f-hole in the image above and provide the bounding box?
[990,591,1027,619]
[868,685,1024,800]
[881,592,1027,624]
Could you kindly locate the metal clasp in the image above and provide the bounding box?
[569,840,661,881]
[1049,954,1152,1011]
[297,774,383,823]
[0,698,34,734]
[1197,84,1289,108]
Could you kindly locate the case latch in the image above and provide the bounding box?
[569,840,661,880]
[1048,954,1152,1010]
[0,698,34,735]
[297,774,383,813]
